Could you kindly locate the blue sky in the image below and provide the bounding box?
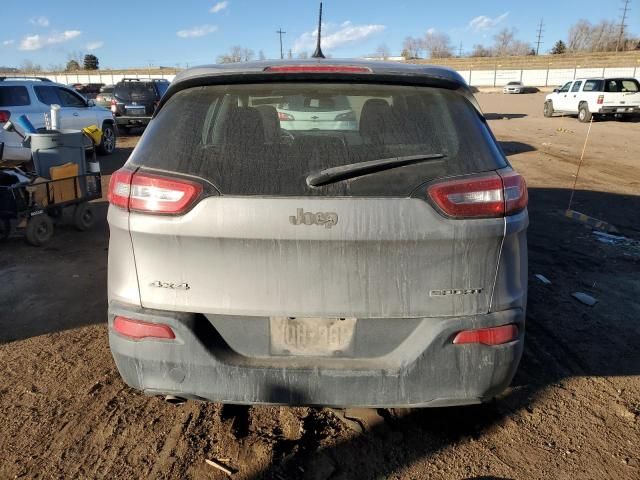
[0,0,638,68]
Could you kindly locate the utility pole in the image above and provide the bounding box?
[458,42,463,57]
[535,18,544,55]
[276,28,286,60]
[616,0,630,52]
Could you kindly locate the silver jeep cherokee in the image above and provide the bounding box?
[107,60,528,407]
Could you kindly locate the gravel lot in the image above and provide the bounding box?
[0,93,639,479]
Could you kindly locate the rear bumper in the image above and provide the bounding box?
[108,302,525,407]
[115,116,151,127]
[599,106,640,114]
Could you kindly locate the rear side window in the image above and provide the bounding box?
[130,83,506,196]
[605,79,640,93]
[0,86,31,107]
[155,82,169,97]
[34,86,61,105]
[583,80,603,92]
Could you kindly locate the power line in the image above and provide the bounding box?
[535,18,544,55]
[616,0,631,52]
[276,28,286,60]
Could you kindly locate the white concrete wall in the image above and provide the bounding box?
[4,66,639,87]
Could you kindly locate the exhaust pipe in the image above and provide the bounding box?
[164,395,186,405]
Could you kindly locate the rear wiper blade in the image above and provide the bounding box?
[306,154,446,187]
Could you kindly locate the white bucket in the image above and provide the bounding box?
[87,161,101,173]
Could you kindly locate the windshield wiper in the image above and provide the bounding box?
[306,154,446,187]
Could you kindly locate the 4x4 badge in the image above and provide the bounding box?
[289,208,338,229]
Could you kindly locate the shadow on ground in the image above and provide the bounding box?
[248,186,640,479]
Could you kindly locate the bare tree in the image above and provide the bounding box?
[423,31,453,58]
[402,36,423,59]
[568,19,621,52]
[19,59,42,72]
[258,50,266,61]
[297,51,309,59]
[375,43,391,60]
[471,44,493,57]
[217,46,255,63]
[493,28,516,56]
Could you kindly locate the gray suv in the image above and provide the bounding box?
[107,60,528,407]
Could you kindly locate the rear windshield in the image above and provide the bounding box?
[130,83,506,196]
[605,79,640,93]
[0,86,31,107]
[114,82,156,100]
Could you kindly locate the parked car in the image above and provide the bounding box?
[110,78,169,132]
[544,77,640,122]
[0,76,116,161]
[275,93,357,130]
[95,85,115,109]
[107,60,528,407]
[503,81,526,94]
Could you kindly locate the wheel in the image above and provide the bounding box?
[97,122,116,155]
[73,203,96,231]
[578,103,592,123]
[543,101,554,118]
[25,214,54,246]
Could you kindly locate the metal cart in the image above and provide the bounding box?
[0,170,102,245]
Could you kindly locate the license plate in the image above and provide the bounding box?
[125,106,146,116]
[617,108,627,112]
[270,317,357,356]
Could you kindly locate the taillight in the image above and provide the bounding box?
[278,111,295,121]
[112,316,175,340]
[264,65,372,73]
[108,168,202,215]
[0,110,10,123]
[453,324,519,346]
[427,171,527,218]
[500,171,528,214]
[335,111,356,121]
[108,169,133,209]
[597,95,604,105]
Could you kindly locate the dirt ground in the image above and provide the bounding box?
[1,93,639,480]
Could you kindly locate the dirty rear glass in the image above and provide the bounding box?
[130,83,506,196]
[115,82,156,101]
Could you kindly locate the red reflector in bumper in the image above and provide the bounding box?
[112,316,176,340]
[452,324,519,346]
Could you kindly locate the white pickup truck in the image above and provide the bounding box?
[544,77,640,122]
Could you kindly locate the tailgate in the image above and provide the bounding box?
[129,197,504,318]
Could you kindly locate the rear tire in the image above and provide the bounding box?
[543,101,554,118]
[97,123,116,155]
[25,214,54,246]
[578,103,592,123]
[73,203,96,231]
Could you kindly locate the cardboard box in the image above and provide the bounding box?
[49,163,79,203]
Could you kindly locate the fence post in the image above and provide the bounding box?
[469,69,473,86]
